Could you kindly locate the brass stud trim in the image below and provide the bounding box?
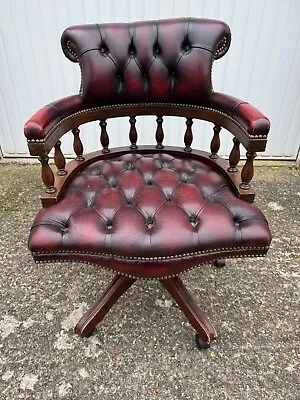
[32,245,269,261]
[32,245,269,280]
[26,102,268,143]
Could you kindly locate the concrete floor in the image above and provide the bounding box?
[0,162,299,399]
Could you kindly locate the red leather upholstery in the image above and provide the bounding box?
[24,95,83,140]
[29,153,271,279]
[61,18,230,107]
[209,92,270,137]
[23,18,273,345]
[24,18,270,141]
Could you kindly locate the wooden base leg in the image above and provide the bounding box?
[75,274,136,337]
[161,276,217,343]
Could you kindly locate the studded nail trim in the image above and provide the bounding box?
[32,245,269,261]
[32,245,269,280]
[26,102,268,143]
[65,40,79,62]
[215,35,230,59]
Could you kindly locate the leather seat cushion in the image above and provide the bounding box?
[29,152,271,278]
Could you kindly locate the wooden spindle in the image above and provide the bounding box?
[54,140,67,176]
[240,151,257,190]
[228,138,240,172]
[72,127,84,161]
[210,125,221,159]
[38,155,56,194]
[100,120,110,153]
[184,118,193,152]
[155,116,164,149]
[129,116,138,149]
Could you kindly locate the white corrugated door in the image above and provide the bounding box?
[0,0,299,159]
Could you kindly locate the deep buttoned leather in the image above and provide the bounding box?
[61,18,231,107]
[29,153,271,279]
[24,18,269,141]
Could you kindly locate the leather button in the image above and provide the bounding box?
[161,162,170,169]
[183,43,191,52]
[153,45,161,55]
[86,197,95,207]
[100,46,107,55]
[180,173,190,183]
[106,221,113,230]
[145,216,154,229]
[108,177,116,188]
[189,214,199,227]
[234,218,240,226]
[128,43,136,56]
[165,193,172,202]
[182,38,191,52]
[127,163,135,170]
[62,224,68,233]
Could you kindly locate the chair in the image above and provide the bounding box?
[24,18,271,349]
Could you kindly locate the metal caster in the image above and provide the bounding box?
[214,259,225,268]
[195,333,210,350]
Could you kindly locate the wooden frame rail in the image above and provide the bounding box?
[26,104,265,207]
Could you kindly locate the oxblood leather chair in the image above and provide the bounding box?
[24,18,271,349]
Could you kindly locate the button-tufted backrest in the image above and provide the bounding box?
[61,18,231,108]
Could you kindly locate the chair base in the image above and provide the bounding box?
[75,273,217,348]
[75,274,136,337]
[160,276,217,344]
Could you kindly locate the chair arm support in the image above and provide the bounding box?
[24,95,83,141]
[209,92,270,138]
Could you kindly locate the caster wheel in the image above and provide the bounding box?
[214,259,225,268]
[195,333,210,350]
[75,327,96,338]
[85,328,96,338]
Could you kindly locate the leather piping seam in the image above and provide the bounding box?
[32,245,269,261]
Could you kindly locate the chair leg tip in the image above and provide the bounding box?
[195,333,210,350]
[84,328,96,338]
[74,325,96,338]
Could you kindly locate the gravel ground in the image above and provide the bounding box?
[0,162,299,399]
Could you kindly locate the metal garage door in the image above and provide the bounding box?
[0,0,299,159]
